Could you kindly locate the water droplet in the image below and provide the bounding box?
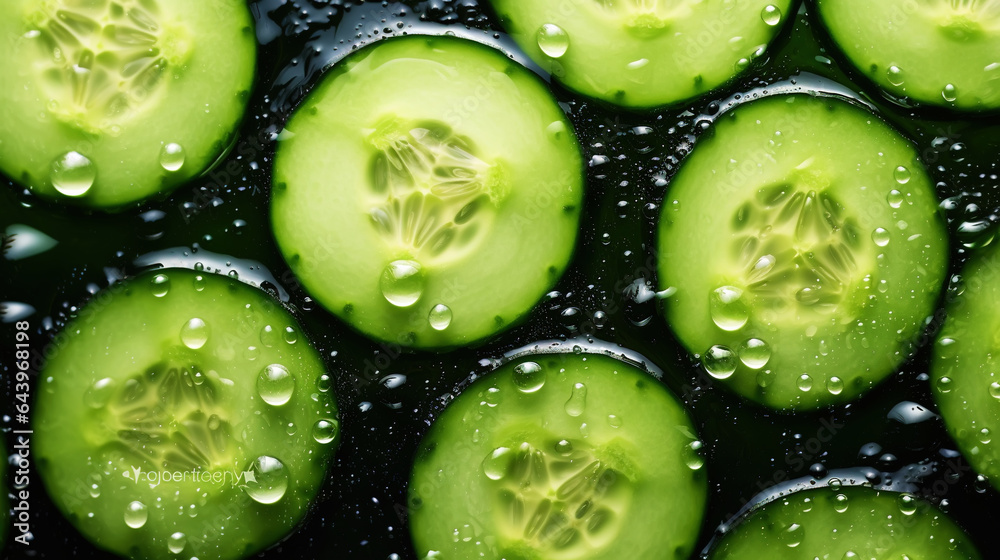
[833,493,849,512]
[84,378,116,409]
[843,552,858,560]
[756,369,775,388]
[942,83,958,103]
[555,439,573,455]
[312,419,339,444]
[150,273,170,297]
[180,318,209,349]
[829,477,842,490]
[283,326,297,344]
[428,304,453,331]
[536,23,569,58]
[193,274,206,291]
[159,143,185,172]
[243,456,289,504]
[317,374,332,393]
[937,376,953,394]
[124,501,147,529]
[887,65,904,86]
[513,362,545,393]
[380,260,425,307]
[761,4,782,26]
[797,374,814,392]
[887,189,904,208]
[872,227,891,247]
[703,345,738,379]
[685,440,705,470]
[893,165,911,184]
[51,151,96,197]
[260,325,277,347]
[897,493,918,515]
[989,382,1000,399]
[979,428,992,444]
[607,414,622,428]
[167,532,186,554]
[565,383,587,416]
[482,447,511,480]
[257,364,295,406]
[780,523,803,547]
[710,286,750,331]
[738,338,771,369]
[827,376,844,395]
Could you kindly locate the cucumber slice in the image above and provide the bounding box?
[657,94,949,410]
[0,0,256,208]
[271,36,584,349]
[34,269,339,560]
[815,0,1000,111]
[409,351,707,559]
[708,487,981,559]
[932,244,1000,492]
[489,0,794,108]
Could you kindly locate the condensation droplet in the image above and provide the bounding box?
[797,374,814,392]
[312,419,339,444]
[428,304,453,331]
[703,345,738,379]
[124,501,147,529]
[761,4,782,26]
[565,383,587,417]
[380,260,425,307]
[942,83,958,103]
[167,532,186,554]
[738,338,771,369]
[180,318,209,349]
[159,143,185,172]
[243,456,289,504]
[84,377,116,409]
[710,286,750,331]
[607,414,622,428]
[257,364,295,406]
[513,362,545,393]
[887,189,904,208]
[482,447,511,480]
[834,493,849,513]
[150,274,170,297]
[893,165,911,184]
[51,151,96,197]
[685,440,705,470]
[937,376,953,394]
[898,493,918,515]
[989,382,1000,399]
[780,523,803,547]
[536,23,569,58]
[872,227,891,247]
[827,376,844,396]
[887,65,904,86]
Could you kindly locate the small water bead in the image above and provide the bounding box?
[780,523,803,547]
[797,374,814,392]
[380,260,425,307]
[893,165,911,185]
[990,382,1000,399]
[607,414,622,428]
[260,325,278,347]
[565,383,587,417]
[513,362,545,393]
[428,304,453,331]
[159,142,185,172]
[887,65,904,86]
[243,456,289,504]
[872,227,891,247]
[124,501,148,529]
[761,4,782,26]
[843,552,858,560]
[887,189,904,208]
[554,439,573,455]
[283,326,298,344]
[536,23,569,58]
[84,377,116,409]
[833,493,849,512]
[898,493,918,515]
[180,318,209,350]
[685,440,705,470]
[979,428,992,444]
[756,369,776,388]
[826,376,844,396]
[150,274,170,297]
[703,345,738,379]
[257,364,295,406]
[317,374,332,393]
[482,446,511,480]
[167,532,187,554]
[710,286,750,331]
[942,83,958,103]
[51,151,96,197]
[193,274,206,291]
[738,338,771,369]
[312,419,339,444]
[937,376,953,394]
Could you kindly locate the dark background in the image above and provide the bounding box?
[2,0,999,558]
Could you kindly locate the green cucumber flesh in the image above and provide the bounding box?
[657,94,949,410]
[932,243,1000,492]
[490,0,794,108]
[816,0,1000,111]
[34,269,339,560]
[271,35,585,350]
[0,0,256,208]
[409,352,707,560]
[708,487,981,559]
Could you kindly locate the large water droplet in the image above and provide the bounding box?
[159,143,185,172]
[827,376,844,396]
[887,65,904,86]
[482,447,511,480]
[124,501,148,529]
[872,227,891,247]
[51,151,96,197]
[180,318,209,349]
[428,304,453,331]
[257,364,295,406]
[536,23,569,58]
[167,532,186,554]
[710,286,750,331]
[833,493,849,513]
[780,523,803,547]
[513,362,545,393]
[243,456,289,504]
[989,382,1000,399]
[898,493,918,515]
[150,273,170,297]
[942,83,958,103]
[312,418,339,444]
[685,440,705,470]
[893,165,911,184]
[738,338,771,369]
[761,4,782,26]
[564,383,587,417]
[887,189,904,208]
[703,345,738,379]
[797,374,814,392]
[380,260,425,307]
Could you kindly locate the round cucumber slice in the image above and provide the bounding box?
[932,244,1000,492]
[34,269,339,560]
[489,0,794,108]
[271,35,584,349]
[657,94,949,410]
[0,0,256,208]
[409,351,707,560]
[708,487,981,559]
[815,0,1000,111]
